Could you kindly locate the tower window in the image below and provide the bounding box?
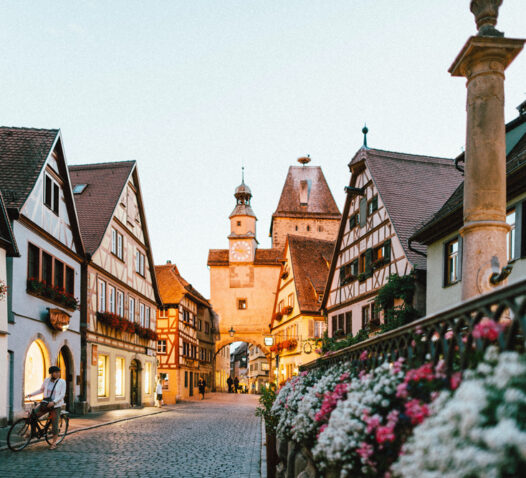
[238,299,247,310]
[295,225,298,231]
[306,225,310,231]
[318,225,323,232]
[237,221,241,226]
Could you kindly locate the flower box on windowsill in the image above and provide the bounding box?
[282,305,293,315]
[273,312,283,322]
[27,279,79,311]
[372,258,389,270]
[96,311,158,341]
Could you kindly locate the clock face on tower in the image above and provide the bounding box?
[230,241,252,262]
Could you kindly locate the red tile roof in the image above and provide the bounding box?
[0,127,58,209]
[69,161,135,254]
[207,248,282,266]
[362,148,463,269]
[272,166,341,220]
[155,264,210,307]
[287,235,334,314]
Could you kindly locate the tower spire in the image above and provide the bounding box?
[242,165,245,184]
[362,124,369,148]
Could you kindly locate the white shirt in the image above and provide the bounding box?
[156,382,163,395]
[30,377,66,408]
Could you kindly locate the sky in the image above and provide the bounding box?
[1,1,525,298]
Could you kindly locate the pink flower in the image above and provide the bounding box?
[360,350,368,361]
[340,372,351,381]
[301,371,309,377]
[405,399,429,425]
[357,441,374,461]
[365,414,381,434]
[396,381,408,399]
[404,363,435,384]
[386,409,400,427]
[473,318,503,342]
[445,330,454,340]
[450,371,462,390]
[376,425,395,444]
[314,349,321,354]
[391,357,405,374]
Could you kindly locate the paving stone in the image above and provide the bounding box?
[0,393,261,478]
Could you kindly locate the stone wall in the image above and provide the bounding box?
[275,438,319,478]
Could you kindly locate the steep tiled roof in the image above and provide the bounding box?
[363,148,463,269]
[0,191,18,256]
[0,127,58,209]
[272,166,341,219]
[155,263,210,307]
[69,161,135,254]
[412,112,526,244]
[288,235,334,314]
[207,248,282,266]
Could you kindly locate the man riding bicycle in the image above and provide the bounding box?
[25,365,66,449]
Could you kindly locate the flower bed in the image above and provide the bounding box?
[96,311,158,341]
[27,278,79,310]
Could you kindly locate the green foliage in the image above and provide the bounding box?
[320,328,369,354]
[255,384,278,435]
[375,273,419,333]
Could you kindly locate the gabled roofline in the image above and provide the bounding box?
[0,191,19,257]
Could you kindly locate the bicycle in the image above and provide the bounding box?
[7,401,69,451]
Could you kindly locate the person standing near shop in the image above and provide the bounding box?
[198,376,206,400]
[155,377,164,407]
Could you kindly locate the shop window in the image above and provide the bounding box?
[115,357,125,396]
[145,362,152,394]
[97,355,108,397]
[24,340,48,400]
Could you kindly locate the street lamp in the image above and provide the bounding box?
[229,326,235,337]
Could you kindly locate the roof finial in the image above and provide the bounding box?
[297,154,311,166]
[241,165,245,184]
[362,124,369,148]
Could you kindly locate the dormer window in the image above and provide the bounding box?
[43,174,59,215]
[299,180,311,205]
[73,184,87,194]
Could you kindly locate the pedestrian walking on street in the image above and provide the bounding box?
[155,377,164,407]
[198,377,206,400]
[234,376,239,394]
[227,376,233,393]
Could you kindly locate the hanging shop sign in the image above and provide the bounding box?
[264,336,274,347]
[48,308,71,332]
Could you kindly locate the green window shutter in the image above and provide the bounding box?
[372,196,378,212]
[383,240,391,261]
[349,215,356,230]
[359,198,367,227]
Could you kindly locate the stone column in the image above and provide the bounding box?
[449,1,524,300]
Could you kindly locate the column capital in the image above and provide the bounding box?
[449,35,524,78]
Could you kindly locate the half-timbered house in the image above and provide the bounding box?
[155,262,212,402]
[0,128,85,420]
[322,146,463,337]
[70,161,161,411]
[411,102,526,314]
[270,235,334,381]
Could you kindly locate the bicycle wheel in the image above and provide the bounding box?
[45,413,69,445]
[7,418,31,451]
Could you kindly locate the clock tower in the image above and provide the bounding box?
[228,175,257,263]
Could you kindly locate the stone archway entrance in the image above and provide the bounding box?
[57,346,73,411]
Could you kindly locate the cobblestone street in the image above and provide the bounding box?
[0,393,262,478]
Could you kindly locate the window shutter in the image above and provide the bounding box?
[308,320,314,337]
[383,239,391,261]
[349,215,356,230]
[331,316,337,336]
[359,198,367,227]
[372,196,378,211]
[53,184,59,214]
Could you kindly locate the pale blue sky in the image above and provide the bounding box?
[1,1,525,297]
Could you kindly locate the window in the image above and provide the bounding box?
[117,291,124,316]
[111,229,124,260]
[42,252,53,284]
[98,280,106,312]
[140,303,145,327]
[129,297,135,322]
[157,340,167,354]
[54,259,64,290]
[287,293,294,308]
[331,315,337,336]
[237,221,241,226]
[28,243,40,279]
[185,371,188,388]
[205,322,210,334]
[368,196,378,216]
[197,319,202,331]
[159,309,168,318]
[107,286,115,313]
[306,225,311,231]
[337,314,344,332]
[362,305,370,329]
[97,355,108,397]
[349,213,359,230]
[65,267,74,295]
[507,209,516,261]
[238,299,247,310]
[359,249,373,278]
[314,320,325,338]
[145,307,151,328]
[345,311,352,334]
[136,250,145,276]
[145,362,152,394]
[115,357,125,396]
[445,238,460,286]
[73,184,87,194]
[43,174,60,214]
[318,225,323,232]
[278,300,284,313]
